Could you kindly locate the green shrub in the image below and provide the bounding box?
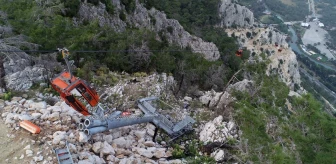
[3,92,12,100]
[88,0,100,5]
[172,144,185,158]
[119,11,126,21]
[167,26,174,34]
[121,0,136,13]
[101,0,115,14]
[61,0,80,17]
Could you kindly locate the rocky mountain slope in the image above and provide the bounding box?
[219,0,254,28]
[78,0,220,61]
[0,72,241,163]
[225,27,302,91]
[1,0,334,164]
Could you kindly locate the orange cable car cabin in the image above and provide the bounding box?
[51,71,100,116]
[236,49,243,57]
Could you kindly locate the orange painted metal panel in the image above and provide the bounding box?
[20,120,41,134]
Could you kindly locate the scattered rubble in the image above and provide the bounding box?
[1,73,232,163]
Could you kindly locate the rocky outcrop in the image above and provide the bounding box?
[129,2,220,61]
[77,2,126,32]
[0,32,61,91]
[0,73,198,163]
[0,95,181,163]
[1,49,61,91]
[0,11,12,37]
[199,115,239,162]
[219,0,254,28]
[199,79,253,108]
[5,66,46,91]
[77,1,220,61]
[199,115,239,143]
[226,27,301,91]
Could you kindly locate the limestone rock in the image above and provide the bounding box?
[24,145,30,150]
[69,143,77,152]
[218,0,254,28]
[134,130,146,139]
[33,155,43,162]
[199,115,238,143]
[101,141,115,156]
[103,135,113,144]
[92,142,102,154]
[147,129,155,137]
[48,112,60,121]
[26,150,33,157]
[144,141,155,147]
[211,149,225,162]
[52,131,66,145]
[5,113,16,124]
[136,148,153,158]
[154,148,166,158]
[19,154,24,160]
[79,132,88,143]
[106,155,115,161]
[112,137,128,148]
[30,102,47,110]
[183,96,192,102]
[31,113,42,119]
[78,160,92,164]
[19,114,32,121]
[199,90,222,108]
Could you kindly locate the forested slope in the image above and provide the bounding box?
[0,0,335,163]
[0,0,246,95]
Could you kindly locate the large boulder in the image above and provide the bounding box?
[100,141,115,156]
[199,116,238,143]
[53,131,66,145]
[112,137,132,149]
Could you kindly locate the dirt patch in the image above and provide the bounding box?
[0,120,41,163]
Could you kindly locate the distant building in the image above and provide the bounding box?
[301,23,310,28]
[309,51,316,55]
[318,23,324,27]
[263,10,271,15]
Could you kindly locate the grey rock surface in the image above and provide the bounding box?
[219,0,254,28]
[78,1,220,61]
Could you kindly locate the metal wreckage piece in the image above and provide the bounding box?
[78,97,195,141]
[52,49,195,142]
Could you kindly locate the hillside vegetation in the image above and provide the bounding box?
[0,0,335,163]
[232,60,336,163]
[0,0,247,95]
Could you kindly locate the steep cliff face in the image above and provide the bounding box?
[226,27,301,91]
[0,37,60,91]
[77,2,126,32]
[77,1,220,61]
[218,0,254,28]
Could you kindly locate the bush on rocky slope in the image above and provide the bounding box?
[232,60,336,163]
